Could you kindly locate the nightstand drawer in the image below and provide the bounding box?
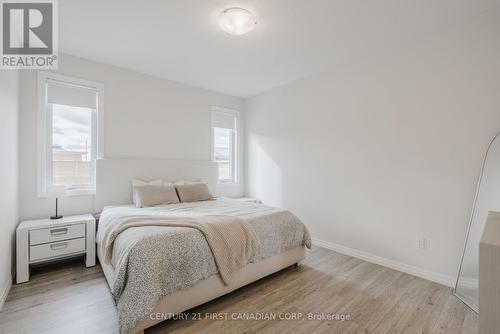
[29,224,86,245]
[30,238,86,263]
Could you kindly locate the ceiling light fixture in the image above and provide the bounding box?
[219,7,256,35]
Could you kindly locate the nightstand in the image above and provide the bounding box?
[16,214,96,283]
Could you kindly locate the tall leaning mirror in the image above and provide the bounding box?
[455,131,500,311]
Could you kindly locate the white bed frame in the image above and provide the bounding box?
[95,158,305,333]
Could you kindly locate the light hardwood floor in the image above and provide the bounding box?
[0,247,477,334]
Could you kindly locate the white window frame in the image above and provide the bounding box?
[211,106,240,186]
[37,71,104,197]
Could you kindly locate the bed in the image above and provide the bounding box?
[95,158,311,334]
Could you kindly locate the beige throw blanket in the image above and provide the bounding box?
[100,214,259,284]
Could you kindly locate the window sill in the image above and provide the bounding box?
[37,189,95,198]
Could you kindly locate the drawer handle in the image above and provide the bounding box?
[50,242,68,250]
[50,227,68,236]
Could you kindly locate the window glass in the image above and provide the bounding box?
[213,127,233,181]
[51,104,94,188]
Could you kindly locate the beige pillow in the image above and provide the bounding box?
[175,182,214,202]
[131,178,162,187]
[173,179,202,186]
[131,178,162,204]
[133,184,180,207]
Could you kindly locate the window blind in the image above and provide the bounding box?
[46,81,97,109]
[212,111,236,130]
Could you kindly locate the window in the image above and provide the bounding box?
[211,107,239,184]
[37,72,103,196]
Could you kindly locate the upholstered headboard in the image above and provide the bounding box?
[95,158,218,212]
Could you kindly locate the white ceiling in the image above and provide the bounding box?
[60,0,500,98]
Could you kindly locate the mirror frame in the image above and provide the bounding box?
[453,131,500,312]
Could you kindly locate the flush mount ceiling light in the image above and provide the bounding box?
[219,7,256,35]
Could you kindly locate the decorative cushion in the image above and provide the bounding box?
[132,183,179,207]
[175,182,214,202]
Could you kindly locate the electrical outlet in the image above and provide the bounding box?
[416,237,427,249]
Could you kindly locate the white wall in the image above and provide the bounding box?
[19,54,243,220]
[0,71,19,308]
[245,11,500,283]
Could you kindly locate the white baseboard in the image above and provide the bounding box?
[0,277,12,311]
[311,237,456,287]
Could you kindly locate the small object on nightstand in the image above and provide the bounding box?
[16,214,96,283]
[46,185,67,220]
[234,197,262,204]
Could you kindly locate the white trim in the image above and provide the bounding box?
[457,277,479,290]
[210,106,241,186]
[312,237,456,287]
[37,71,104,197]
[0,276,12,311]
[37,72,48,196]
